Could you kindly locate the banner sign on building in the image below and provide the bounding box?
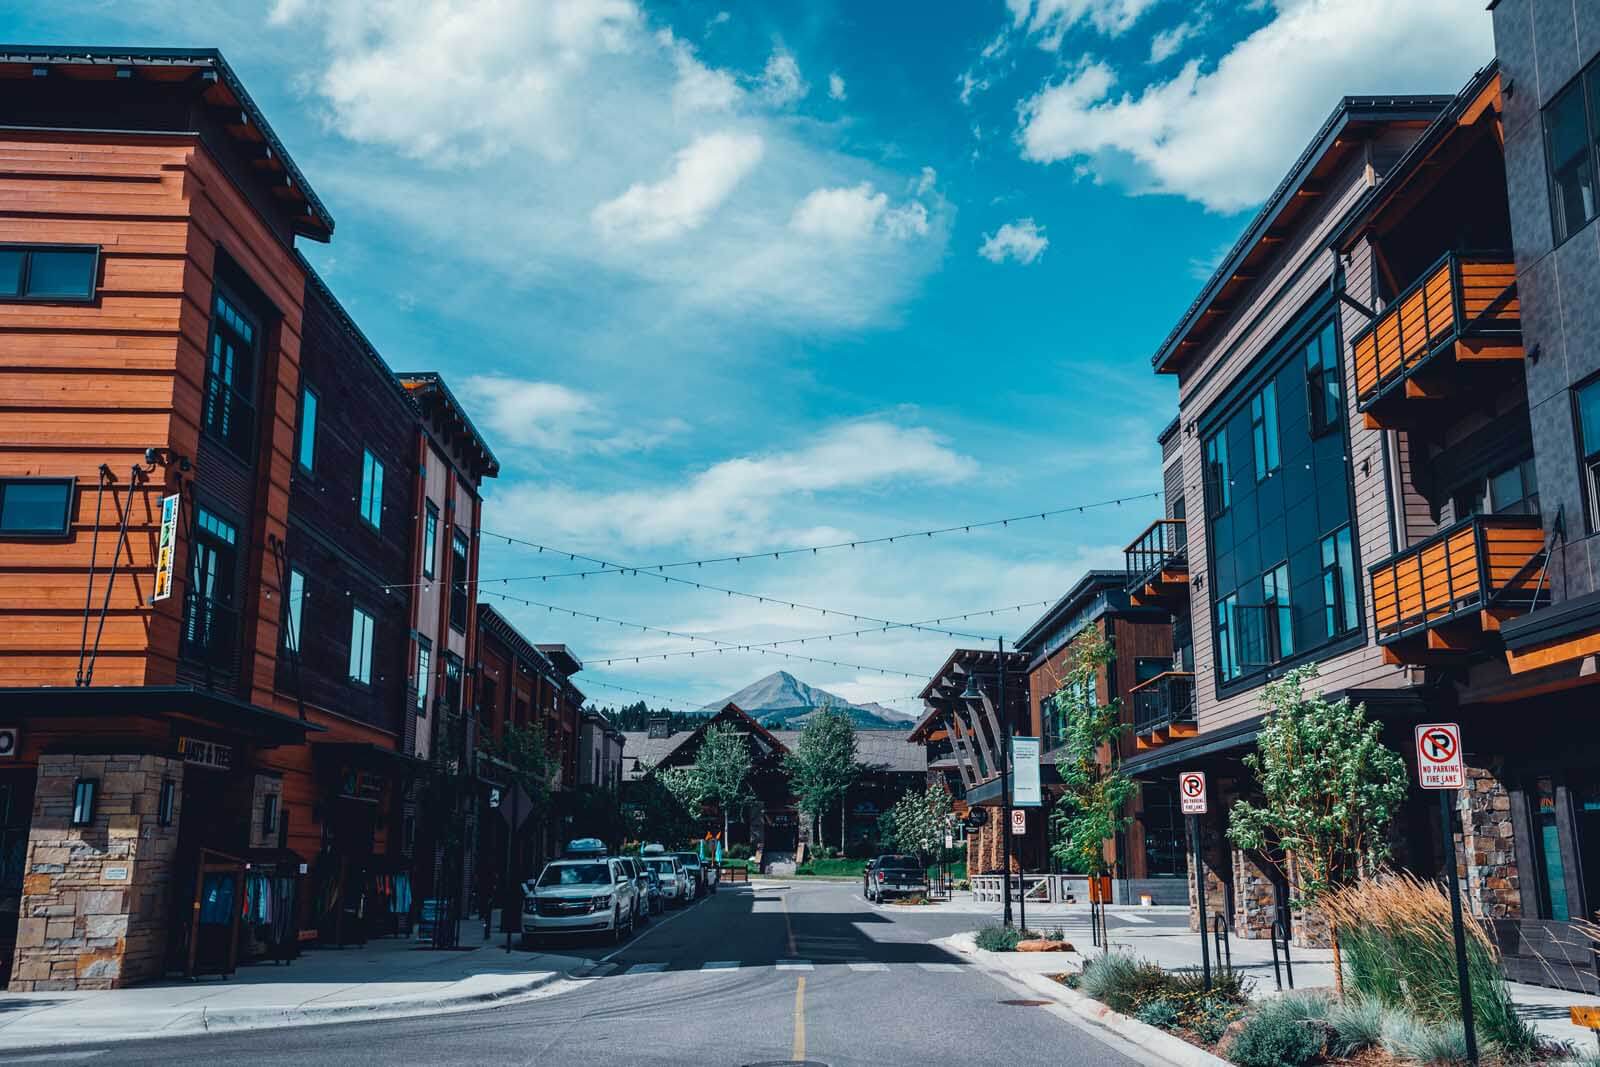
[177,737,232,771]
[1012,736,1041,807]
[152,493,180,603]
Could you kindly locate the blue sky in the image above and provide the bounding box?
[7,0,1493,713]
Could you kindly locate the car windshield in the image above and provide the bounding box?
[674,854,701,868]
[537,863,610,887]
[644,860,675,875]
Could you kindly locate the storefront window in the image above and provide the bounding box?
[1533,777,1570,921]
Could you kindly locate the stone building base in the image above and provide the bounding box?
[9,753,184,991]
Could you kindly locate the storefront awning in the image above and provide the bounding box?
[0,685,321,747]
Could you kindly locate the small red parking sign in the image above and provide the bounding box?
[1415,723,1464,789]
[1179,771,1207,814]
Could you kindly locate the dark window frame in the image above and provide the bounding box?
[296,383,319,474]
[448,529,470,634]
[200,282,265,462]
[183,501,243,670]
[347,603,376,688]
[1542,58,1600,246]
[422,503,439,580]
[0,476,75,539]
[415,636,432,717]
[0,243,99,303]
[1573,373,1600,534]
[70,778,97,827]
[262,793,279,837]
[442,651,465,716]
[359,449,384,531]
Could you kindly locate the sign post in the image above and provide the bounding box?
[1415,723,1477,1064]
[1179,770,1212,991]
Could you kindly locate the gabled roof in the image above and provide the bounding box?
[621,703,789,779]
[0,46,334,241]
[770,729,928,774]
[1150,94,1452,376]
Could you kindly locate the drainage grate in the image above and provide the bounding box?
[999,999,1051,1007]
[743,1061,829,1066]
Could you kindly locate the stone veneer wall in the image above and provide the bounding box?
[1232,849,1276,940]
[1459,758,1522,920]
[1186,817,1229,932]
[249,773,284,851]
[10,754,184,991]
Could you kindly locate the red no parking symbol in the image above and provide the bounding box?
[1179,770,1207,814]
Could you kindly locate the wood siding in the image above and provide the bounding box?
[0,132,304,695]
[1176,134,1422,734]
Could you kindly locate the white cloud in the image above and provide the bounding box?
[978,218,1049,265]
[758,48,808,106]
[457,376,687,455]
[1147,20,1197,63]
[1016,0,1493,212]
[593,131,764,242]
[791,183,930,242]
[1006,0,1160,47]
[958,69,990,106]
[281,0,946,333]
[488,419,978,551]
[828,72,847,101]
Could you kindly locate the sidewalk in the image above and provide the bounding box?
[958,912,1597,1051]
[0,915,585,1051]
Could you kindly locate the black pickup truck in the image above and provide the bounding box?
[864,854,926,902]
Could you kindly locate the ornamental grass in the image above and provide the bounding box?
[1319,871,1544,1060]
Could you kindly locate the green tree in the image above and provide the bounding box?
[784,706,860,849]
[629,767,700,847]
[1048,626,1138,878]
[690,722,754,842]
[887,781,953,865]
[1226,666,1409,995]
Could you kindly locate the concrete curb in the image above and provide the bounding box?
[944,933,1231,1067]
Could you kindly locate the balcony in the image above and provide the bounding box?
[1124,519,1188,609]
[1369,514,1547,662]
[1350,252,1521,429]
[1130,671,1197,750]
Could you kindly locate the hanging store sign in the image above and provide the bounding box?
[1414,723,1465,790]
[152,493,180,603]
[1012,736,1041,807]
[177,736,232,771]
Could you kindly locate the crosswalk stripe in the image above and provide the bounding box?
[625,962,668,974]
[917,962,963,973]
[776,959,813,971]
[702,960,740,970]
[848,962,890,972]
[1116,914,1153,924]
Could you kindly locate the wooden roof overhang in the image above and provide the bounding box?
[1150,95,1452,377]
[0,46,335,241]
[1333,64,1504,259]
[910,648,1029,790]
[398,372,502,482]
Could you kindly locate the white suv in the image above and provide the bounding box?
[522,856,639,944]
[640,854,687,907]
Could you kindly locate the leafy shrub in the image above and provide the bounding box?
[974,925,1021,952]
[1328,997,1387,1056]
[1225,1013,1325,1067]
[1043,927,1065,942]
[1078,954,1170,1015]
[1190,998,1244,1045]
[1380,1012,1469,1065]
[1135,999,1180,1030]
[724,843,753,860]
[953,879,971,891]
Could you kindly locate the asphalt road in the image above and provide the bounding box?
[8,881,1161,1067]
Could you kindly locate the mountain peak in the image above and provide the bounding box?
[701,671,914,730]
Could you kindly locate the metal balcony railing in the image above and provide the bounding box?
[1351,251,1520,412]
[1369,514,1546,644]
[1129,671,1196,735]
[1124,519,1187,596]
[181,591,241,684]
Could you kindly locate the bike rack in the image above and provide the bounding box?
[1270,916,1295,990]
[1211,914,1231,972]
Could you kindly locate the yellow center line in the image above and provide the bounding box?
[791,976,807,1061]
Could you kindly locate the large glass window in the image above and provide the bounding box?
[443,652,464,714]
[1140,780,1185,877]
[285,568,305,651]
[359,450,384,530]
[0,478,73,537]
[348,607,374,685]
[201,290,260,458]
[449,530,470,632]
[415,639,431,716]
[1453,457,1540,519]
[0,245,97,301]
[184,507,239,667]
[1577,378,1600,532]
[1546,74,1598,243]
[1205,314,1356,690]
[297,386,318,472]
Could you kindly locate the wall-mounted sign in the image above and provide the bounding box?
[177,736,232,771]
[1012,737,1041,807]
[153,493,180,603]
[1414,723,1465,790]
[104,867,129,882]
[0,727,18,758]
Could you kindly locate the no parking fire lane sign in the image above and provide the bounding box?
[1415,723,1465,789]
[1179,770,1207,814]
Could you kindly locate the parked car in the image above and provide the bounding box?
[522,856,639,945]
[865,854,924,903]
[673,851,711,896]
[617,857,653,923]
[640,854,687,907]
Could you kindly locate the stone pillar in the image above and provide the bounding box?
[1459,758,1521,920]
[249,773,283,851]
[1232,849,1275,940]
[10,754,184,991]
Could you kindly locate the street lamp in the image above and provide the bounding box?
[963,638,1016,930]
